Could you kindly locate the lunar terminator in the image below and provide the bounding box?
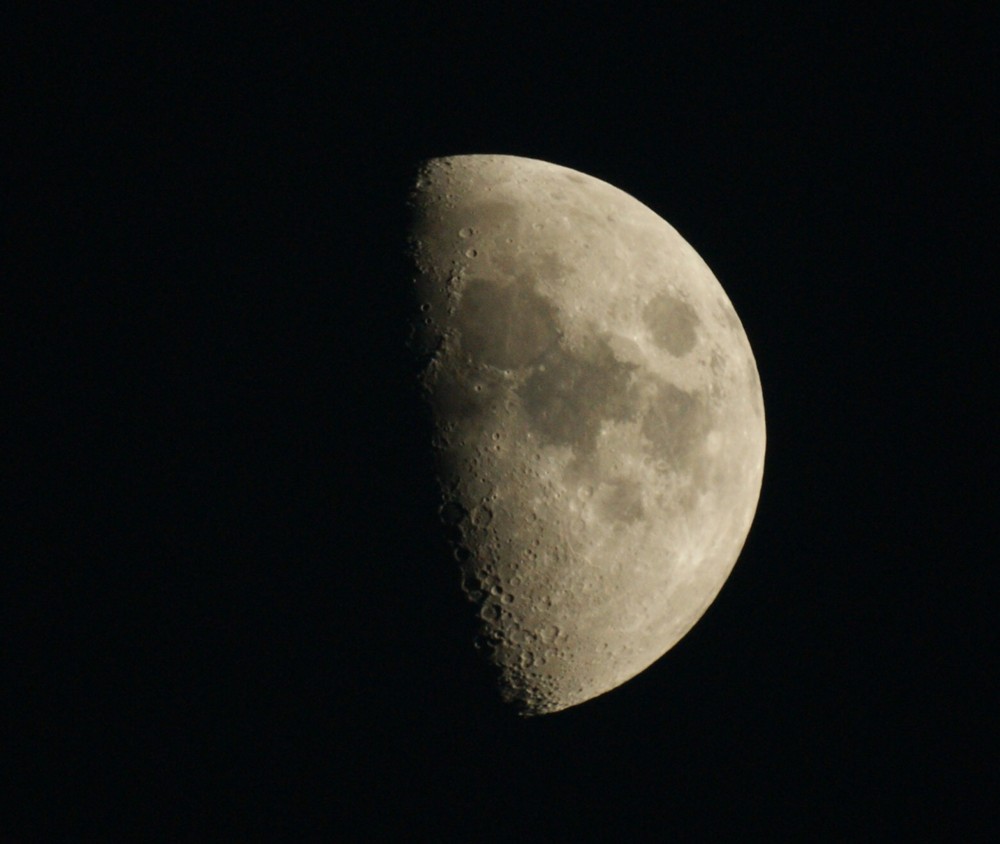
[407,154,765,715]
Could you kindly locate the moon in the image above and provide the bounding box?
[407,154,765,715]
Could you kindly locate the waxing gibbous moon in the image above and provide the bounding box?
[407,154,765,715]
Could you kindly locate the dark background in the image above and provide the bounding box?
[10,5,996,839]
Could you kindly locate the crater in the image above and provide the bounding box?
[519,337,638,453]
[642,292,700,356]
[456,278,560,369]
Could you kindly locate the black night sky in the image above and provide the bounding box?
[10,6,996,839]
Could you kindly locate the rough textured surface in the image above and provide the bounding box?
[407,154,765,715]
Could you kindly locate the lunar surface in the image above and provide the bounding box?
[407,154,765,715]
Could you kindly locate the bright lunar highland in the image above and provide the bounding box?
[407,154,765,715]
